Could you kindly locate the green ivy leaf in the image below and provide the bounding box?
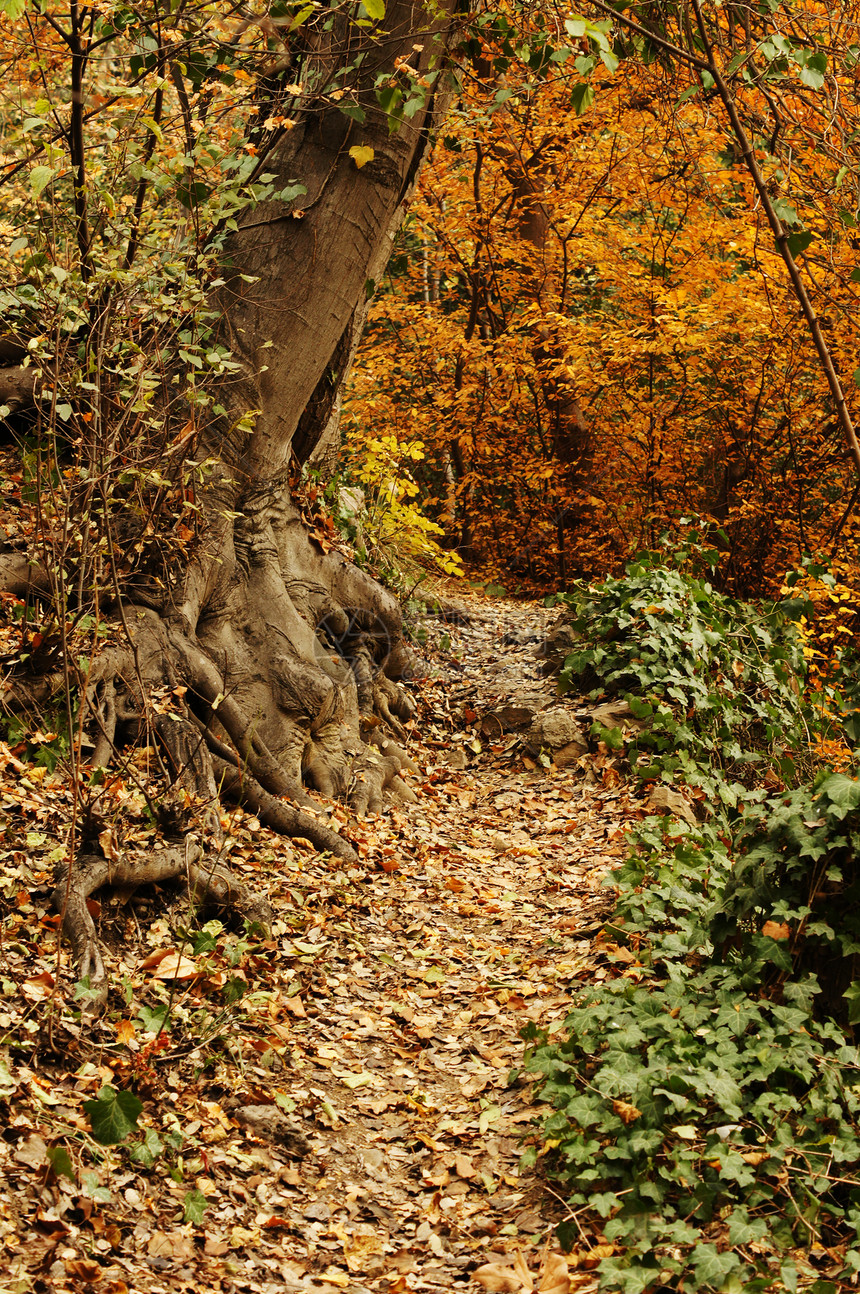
[843,982,860,1026]
[83,1086,143,1145]
[818,774,860,813]
[183,1187,209,1224]
[691,1245,742,1285]
[130,1128,164,1168]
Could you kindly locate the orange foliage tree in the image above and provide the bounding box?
[345,1,860,594]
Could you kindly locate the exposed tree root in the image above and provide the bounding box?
[211,756,359,863]
[0,552,52,599]
[2,522,422,997]
[51,842,271,1009]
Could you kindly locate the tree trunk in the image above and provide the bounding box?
[1,0,456,1000]
[170,9,452,797]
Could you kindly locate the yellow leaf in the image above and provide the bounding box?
[349,145,375,168]
[336,1070,376,1089]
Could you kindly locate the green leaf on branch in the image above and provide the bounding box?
[570,83,595,115]
[797,49,827,89]
[772,196,801,227]
[30,166,56,197]
[786,230,814,256]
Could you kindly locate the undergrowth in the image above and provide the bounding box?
[524,547,860,1294]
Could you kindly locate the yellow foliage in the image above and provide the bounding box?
[343,424,463,578]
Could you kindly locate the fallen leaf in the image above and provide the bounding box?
[474,1251,533,1292]
[538,1252,570,1294]
[149,952,198,980]
[115,1019,136,1045]
[612,1099,641,1125]
[319,1267,351,1288]
[342,1230,384,1272]
[22,971,55,1001]
[337,1070,377,1089]
[65,1260,103,1280]
[98,827,120,860]
[148,1232,195,1260]
[349,145,374,168]
[761,920,790,940]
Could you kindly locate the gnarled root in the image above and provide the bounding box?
[211,755,359,863]
[53,845,200,1010]
[53,842,273,1011]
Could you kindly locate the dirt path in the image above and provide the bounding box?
[0,595,638,1294]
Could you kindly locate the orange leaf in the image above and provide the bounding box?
[115,1019,136,1046]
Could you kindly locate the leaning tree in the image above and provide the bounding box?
[0,0,467,998]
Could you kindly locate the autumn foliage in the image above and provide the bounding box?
[346,3,860,597]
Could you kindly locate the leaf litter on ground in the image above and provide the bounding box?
[0,590,639,1293]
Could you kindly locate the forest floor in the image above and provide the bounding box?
[0,591,644,1294]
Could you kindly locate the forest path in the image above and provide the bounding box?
[1,594,638,1294]
[205,594,637,1293]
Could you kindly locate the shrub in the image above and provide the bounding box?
[526,555,860,1293]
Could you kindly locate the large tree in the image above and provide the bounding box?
[0,0,459,999]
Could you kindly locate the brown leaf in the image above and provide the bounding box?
[341,1230,384,1272]
[115,1019,136,1045]
[65,1260,103,1281]
[538,1252,570,1294]
[473,1252,533,1293]
[612,1099,642,1125]
[761,920,790,940]
[98,827,120,860]
[148,1232,196,1260]
[22,971,54,1001]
